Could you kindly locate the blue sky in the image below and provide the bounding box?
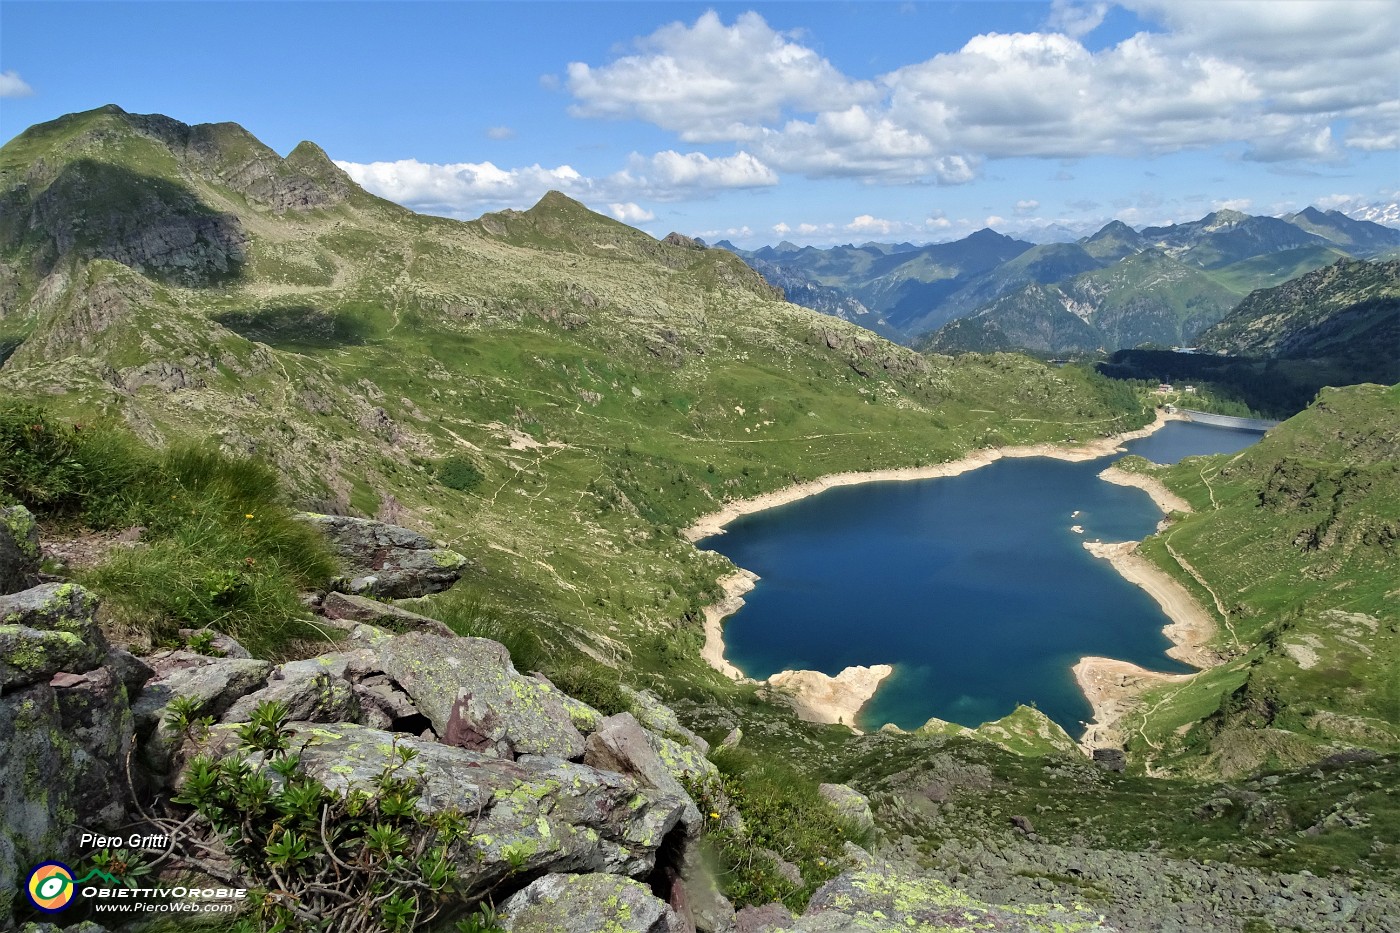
[3,1,1397,246]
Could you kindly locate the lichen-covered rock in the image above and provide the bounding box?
[103,648,153,696]
[790,865,1112,932]
[353,679,423,730]
[622,685,710,754]
[500,872,686,933]
[221,670,359,724]
[649,730,720,787]
[555,688,605,734]
[297,513,468,598]
[736,902,795,933]
[0,583,108,690]
[584,712,702,833]
[1,668,134,925]
[380,632,584,759]
[817,783,874,833]
[0,506,41,596]
[321,590,455,636]
[276,648,377,683]
[196,721,687,895]
[132,651,271,774]
[132,652,273,731]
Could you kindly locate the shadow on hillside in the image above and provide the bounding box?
[214,305,373,351]
[5,160,248,287]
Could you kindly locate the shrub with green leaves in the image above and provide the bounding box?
[168,701,501,933]
[436,456,484,492]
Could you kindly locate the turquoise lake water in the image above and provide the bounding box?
[698,421,1262,733]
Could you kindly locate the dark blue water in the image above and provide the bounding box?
[699,421,1261,732]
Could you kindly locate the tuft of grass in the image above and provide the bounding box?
[688,745,871,911]
[0,401,150,524]
[86,447,338,658]
[2,403,337,659]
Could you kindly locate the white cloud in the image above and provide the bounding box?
[625,150,777,190]
[337,147,776,215]
[608,202,655,223]
[336,158,587,214]
[562,6,1397,186]
[846,215,905,235]
[772,222,791,236]
[1212,198,1253,212]
[485,125,516,140]
[566,10,874,143]
[0,69,33,98]
[1047,0,1110,39]
[1015,199,1041,214]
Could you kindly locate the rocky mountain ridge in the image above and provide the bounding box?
[716,208,1400,349]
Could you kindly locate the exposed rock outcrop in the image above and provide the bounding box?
[0,583,108,689]
[380,632,585,759]
[0,506,41,595]
[817,783,874,833]
[0,584,136,922]
[501,872,687,933]
[321,590,456,636]
[298,513,469,598]
[200,720,688,897]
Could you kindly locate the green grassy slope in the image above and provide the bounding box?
[0,107,1149,700]
[1114,384,1400,777]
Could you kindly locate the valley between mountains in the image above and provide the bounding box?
[1,107,1397,933]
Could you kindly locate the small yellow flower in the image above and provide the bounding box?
[709,812,720,819]
[245,513,254,519]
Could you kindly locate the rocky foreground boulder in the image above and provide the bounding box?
[298,512,469,597]
[0,583,142,923]
[0,506,41,596]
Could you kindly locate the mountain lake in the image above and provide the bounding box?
[698,420,1263,733]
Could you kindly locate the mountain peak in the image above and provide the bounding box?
[1088,220,1136,239]
[532,189,590,213]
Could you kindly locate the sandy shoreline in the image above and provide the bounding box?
[1072,657,1196,751]
[1074,535,1223,752]
[765,665,894,729]
[682,410,1184,542]
[689,410,1185,731]
[702,569,758,681]
[1098,465,1194,515]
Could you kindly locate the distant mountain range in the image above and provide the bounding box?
[1098,259,1399,418]
[714,208,1400,354]
[1198,258,1399,375]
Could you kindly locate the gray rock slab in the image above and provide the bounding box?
[501,872,686,933]
[196,721,687,896]
[380,632,584,759]
[298,513,468,598]
[321,591,456,636]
